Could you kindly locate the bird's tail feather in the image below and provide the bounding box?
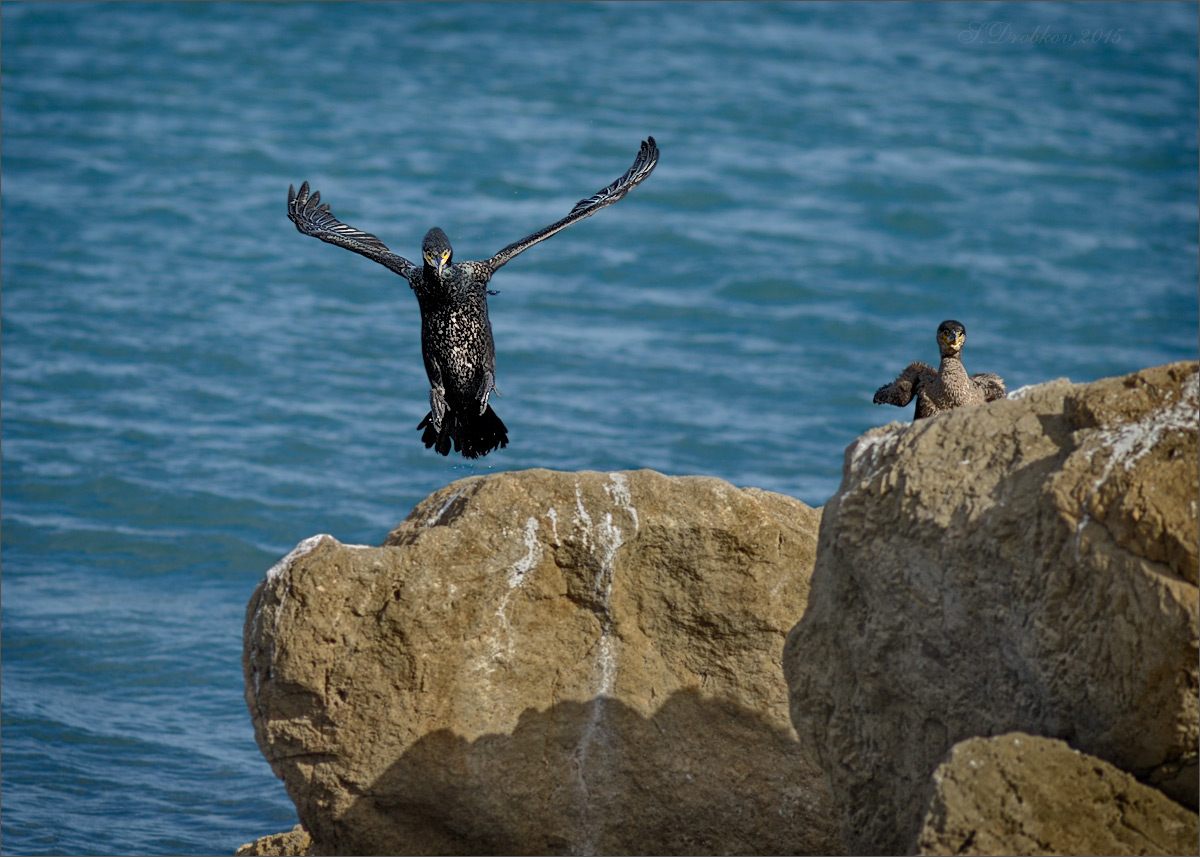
[417,406,508,459]
[417,412,454,456]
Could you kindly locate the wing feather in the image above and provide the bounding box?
[874,362,937,408]
[287,182,417,278]
[485,137,659,272]
[971,372,1008,402]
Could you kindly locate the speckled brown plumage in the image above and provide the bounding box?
[873,320,1006,419]
[286,137,659,458]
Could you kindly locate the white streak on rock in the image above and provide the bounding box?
[258,535,370,671]
[848,427,903,482]
[1007,384,1041,400]
[605,472,639,533]
[1087,372,1198,503]
[265,535,331,648]
[507,517,541,589]
[473,519,542,681]
[266,534,328,584]
[424,491,463,527]
[257,534,345,698]
[1074,513,1091,562]
[596,513,622,611]
[592,629,617,698]
[1101,373,1197,473]
[573,484,593,550]
[591,509,623,694]
[572,490,628,854]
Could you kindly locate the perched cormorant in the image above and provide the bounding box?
[287,137,659,458]
[873,320,1006,419]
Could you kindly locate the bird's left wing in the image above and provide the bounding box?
[971,373,1007,402]
[288,182,418,279]
[874,362,936,407]
[483,137,659,272]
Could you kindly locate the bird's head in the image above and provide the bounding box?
[422,227,453,276]
[937,320,966,356]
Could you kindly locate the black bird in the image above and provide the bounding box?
[873,320,1006,419]
[288,137,659,458]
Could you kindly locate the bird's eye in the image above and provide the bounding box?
[442,250,450,261]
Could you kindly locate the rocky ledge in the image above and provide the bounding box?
[242,361,1198,856]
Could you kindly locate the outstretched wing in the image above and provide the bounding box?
[971,372,1007,402]
[287,182,418,279]
[874,362,937,408]
[483,137,659,272]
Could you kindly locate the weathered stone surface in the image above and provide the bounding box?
[914,733,1200,856]
[244,468,841,856]
[784,362,1199,855]
[235,825,313,857]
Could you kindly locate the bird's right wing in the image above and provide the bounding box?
[874,362,937,407]
[483,137,659,272]
[287,182,418,279]
[971,373,1007,402]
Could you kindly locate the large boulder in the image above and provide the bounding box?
[244,469,842,855]
[784,361,1199,855]
[914,733,1200,856]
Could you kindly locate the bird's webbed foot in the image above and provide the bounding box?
[429,386,448,431]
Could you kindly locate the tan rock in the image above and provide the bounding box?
[914,733,1200,856]
[244,468,842,856]
[784,362,1199,856]
[234,825,313,856]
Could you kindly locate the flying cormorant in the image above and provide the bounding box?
[873,319,1006,419]
[287,137,659,458]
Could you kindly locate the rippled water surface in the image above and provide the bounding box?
[2,2,1197,854]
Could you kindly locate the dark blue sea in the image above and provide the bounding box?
[2,2,1197,854]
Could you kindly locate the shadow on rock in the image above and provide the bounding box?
[325,689,839,856]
